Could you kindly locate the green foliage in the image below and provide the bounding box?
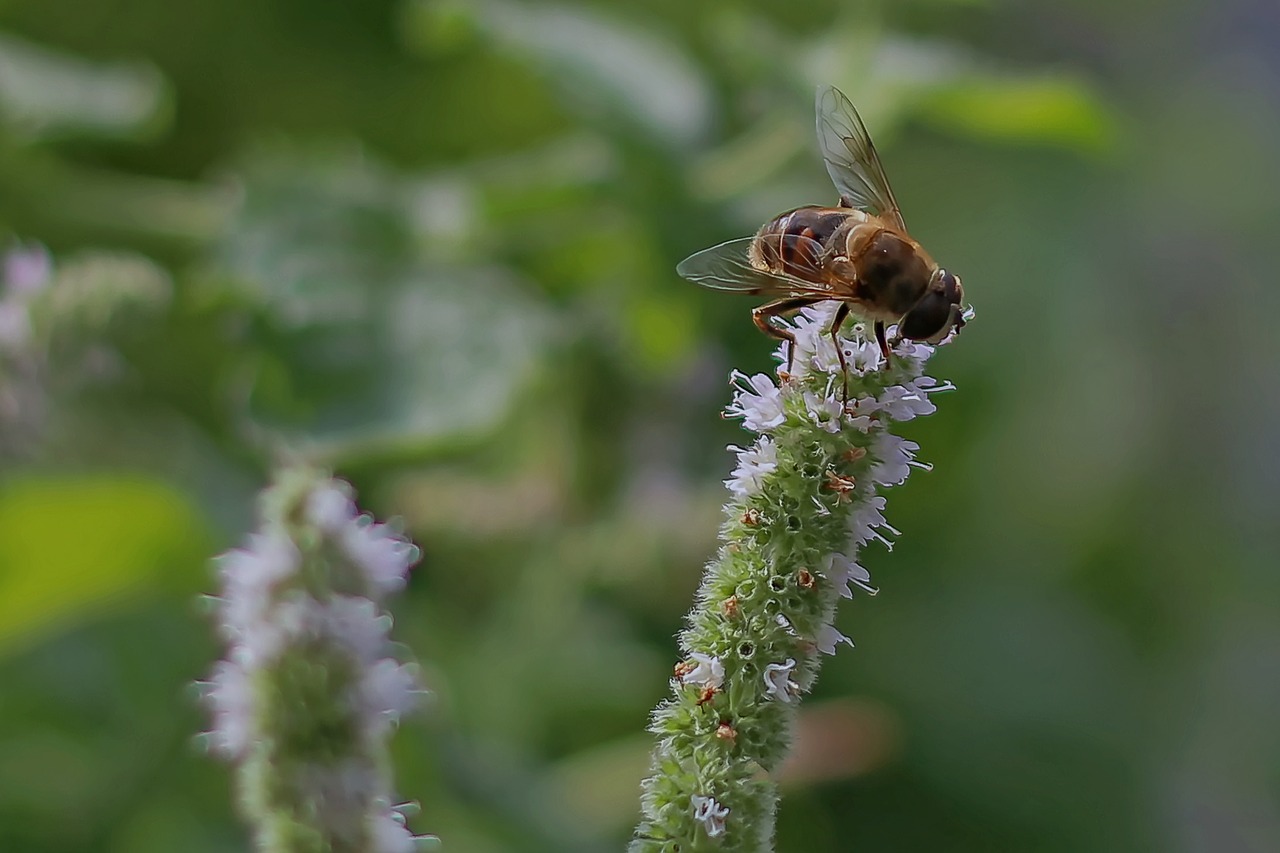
[0,475,210,654]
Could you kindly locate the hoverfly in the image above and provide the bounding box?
[678,85,966,385]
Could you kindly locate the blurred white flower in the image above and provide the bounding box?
[306,480,357,531]
[341,517,420,597]
[202,472,429,850]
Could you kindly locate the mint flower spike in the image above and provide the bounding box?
[632,303,967,852]
[199,469,439,853]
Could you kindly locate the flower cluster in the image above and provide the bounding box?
[632,304,965,852]
[200,469,437,853]
[0,242,52,451]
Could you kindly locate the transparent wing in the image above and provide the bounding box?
[815,85,906,231]
[676,236,836,297]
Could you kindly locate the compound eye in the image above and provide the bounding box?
[899,291,953,342]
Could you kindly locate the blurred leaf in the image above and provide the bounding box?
[216,145,554,459]
[38,250,172,338]
[0,475,211,655]
[406,0,713,147]
[259,266,553,460]
[920,74,1119,152]
[0,33,170,141]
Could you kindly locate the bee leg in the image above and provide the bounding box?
[828,302,852,405]
[753,297,821,375]
[874,321,892,367]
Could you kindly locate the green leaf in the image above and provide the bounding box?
[0,475,211,656]
[0,33,170,141]
[217,146,553,460]
[919,75,1119,153]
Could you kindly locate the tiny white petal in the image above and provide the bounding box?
[680,652,724,689]
[724,439,778,499]
[306,480,357,532]
[869,432,920,487]
[370,810,418,853]
[691,794,730,838]
[802,391,843,433]
[341,518,420,596]
[202,660,256,758]
[217,532,301,637]
[322,596,391,663]
[817,623,854,655]
[877,384,937,421]
[824,555,877,598]
[726,371,786,432]
[360,659,423,737]
[763,658,799,703]
[848,496,889,545]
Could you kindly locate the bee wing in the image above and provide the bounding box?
[815,85,906,231]
[676,237,837,298]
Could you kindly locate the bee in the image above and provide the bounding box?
[677,85,967,385]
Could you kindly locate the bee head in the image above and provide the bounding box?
[900,269,966,344]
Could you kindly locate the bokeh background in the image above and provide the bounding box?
[1,0,1278,851]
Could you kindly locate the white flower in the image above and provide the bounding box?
[868,432,926,487]
[307,480,357,531]
[680,652,724,689]
[876,383,937,421]
[762,658,799,703]
[791,309,845,377]
[3,243,51,294]
[341,518,420,597]
[202,660,256,758]
[824,554,878,599]
[360,659,424,738]
[691,794,730,838]
[816,623,854,655]
[849,496,898,550]
[726,370,786,432]
[847,337,883,374]
[803,390,843,433]
[217,532,301,638]
[321,596,392,663]
[231,593,320,669]
[725,439,778,499]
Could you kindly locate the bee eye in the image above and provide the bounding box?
[899,292,953,342]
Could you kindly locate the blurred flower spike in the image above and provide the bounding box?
[632,304,967,851]
[200,469,439,853]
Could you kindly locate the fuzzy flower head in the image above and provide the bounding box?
[634,298,967,851]
[201,469,430,851]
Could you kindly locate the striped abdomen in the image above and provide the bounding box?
[749,206,858,282]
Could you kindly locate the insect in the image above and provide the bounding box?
[677,85,966,389]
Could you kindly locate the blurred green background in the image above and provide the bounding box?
[1,0,1278,851]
